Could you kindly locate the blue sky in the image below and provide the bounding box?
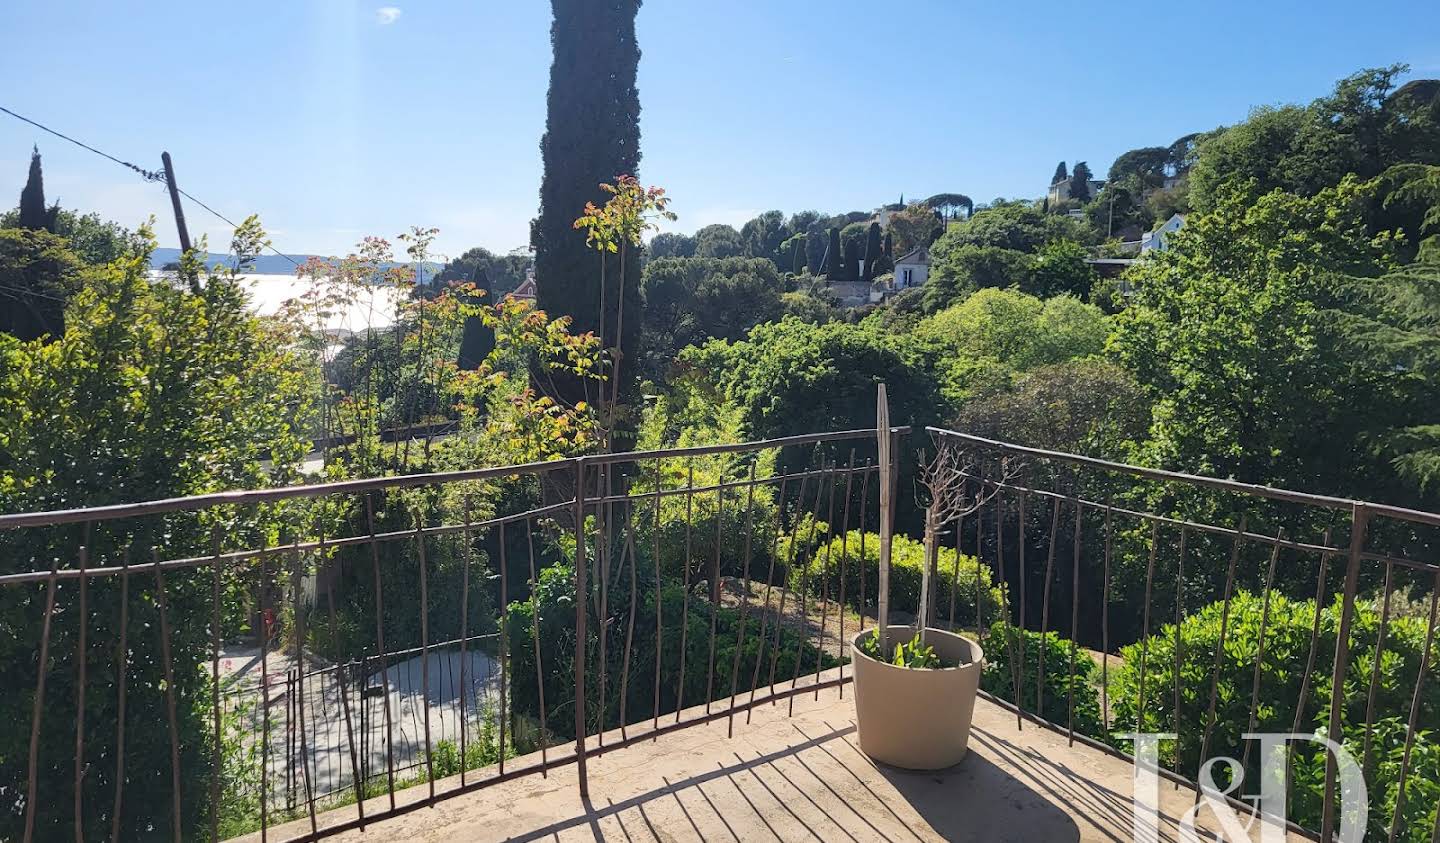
[2,0,1438,262]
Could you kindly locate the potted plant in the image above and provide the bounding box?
[850,386,1005,770]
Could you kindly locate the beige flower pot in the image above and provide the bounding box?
[851,626,985,770]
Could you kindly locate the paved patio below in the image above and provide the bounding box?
[241,670,1301,842]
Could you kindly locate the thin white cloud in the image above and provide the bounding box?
[375,6,402,25]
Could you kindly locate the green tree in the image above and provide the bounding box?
[1110,178,1427,502]
[1069,161,1094,203]
[863,222,884,281]
[924,244,1034,311]
[0,228,83,341]
[435,246,530,296]
[823,227,842,278]
[1052,161,1068,185]
[638,256,785,375]
[842,237,861,283]
[647,231,695,259]
[740,210,789,267]
[18,146,56,232]
[533,0,643,407]
[1106,146,1170,192]
[924,193,974,220]
[457,268,497,370]
[693,223,743,258]
[1030,239,1097,299]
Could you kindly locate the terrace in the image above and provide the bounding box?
[4,416,1439,842]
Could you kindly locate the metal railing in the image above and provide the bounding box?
[926,425,1440,841]
[0,426,904,842]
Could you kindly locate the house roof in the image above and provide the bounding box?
[894,246,930,266]
[509,277,537,300]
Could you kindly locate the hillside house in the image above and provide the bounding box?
[893,246,930,289]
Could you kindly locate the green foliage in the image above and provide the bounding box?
[1108,590,1440,838]
[506,561,838,740]
[1029,239,1098,299]
[18,145,54,232]
[1110,177,1424,500]
[0,222,312,839]
[1069,162,1094,203]
[792,529,1002,628]
[920,288,1110,372]
[924,244,1034,311]
[693,223,744,259]
[981,621,1104,737]
[860,630,941,669]
[639,256,785,378]
[434,246,531,297]
[0,227,84,341]
[677,317,944,447]
[953,359,1150,459]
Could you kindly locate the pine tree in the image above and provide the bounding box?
[1070,161,1093,203]
[1052,161,1068,186]
[863,222,883,281]
[533,0,642,406]
[18,146,52,232]
[824,227,843,278]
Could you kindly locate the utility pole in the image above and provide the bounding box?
[161,151,198,292]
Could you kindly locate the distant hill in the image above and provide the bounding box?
[148,248,442,275]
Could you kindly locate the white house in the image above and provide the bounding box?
[893,246,930,289]
[1140,213,1185,253]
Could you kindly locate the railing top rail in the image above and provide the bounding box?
[0,426,911,531]
[927,425,1440,530]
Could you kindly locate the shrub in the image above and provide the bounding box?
[981,621,1104,737]
[792,530,1003,630]
[1108,590,1440,838]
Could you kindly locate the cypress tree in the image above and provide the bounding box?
[1070,161,1093,203]
[457,268,497,371]
[824,227,842,278]
[18,146,52,232]
[843,238,861,283]
[1052,161,1068,185]
[863,222,883,281]
[532,0,642,406]
[883,230,894,258]
[791,237,806,274]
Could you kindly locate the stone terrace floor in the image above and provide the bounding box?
[242,669,1302,843]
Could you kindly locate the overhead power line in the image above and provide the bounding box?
[0,104,300,268]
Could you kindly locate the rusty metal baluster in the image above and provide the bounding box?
[1321,504,1368,841]
[151,548,184,843]
[1288,530,1333,809]
[74,541,89,843]
[1362,557,1393,780]
[770,469,817,699]
[1016,490,1027,715]
[705,481,726,715]
[596,465,610,744]
[320,531,364,823]
[836,455,857,699]
[1037,497,1060,716]
[617,514,638,741]
[1068,501,1083,746]
[572,459,590,798]
[499,519,510,774]
[675,461,694,723]
[291,542,318,834]
[789,462,829,716]
[1101,505,1112,733]
[22,554,59,843]
[259,550,272,839]
[1240,530,1283,774]
[412,509,435,800]
[975,498,984,647]
[948,493,965,629]
[209,527,223,842]
[813,460,841,701]
[1135,522,1159,734]
[459,499,474,787]
[995,490,1021,729]
[525,519,548,775]
[365,494,396,809]
[1171,527,1187,780]
[1197,515,1248,800]
[1387,569,1440,842]
[652,457,663,737]
[110,546,132,843]
[746,474,791,724]
[728,461,759,736]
